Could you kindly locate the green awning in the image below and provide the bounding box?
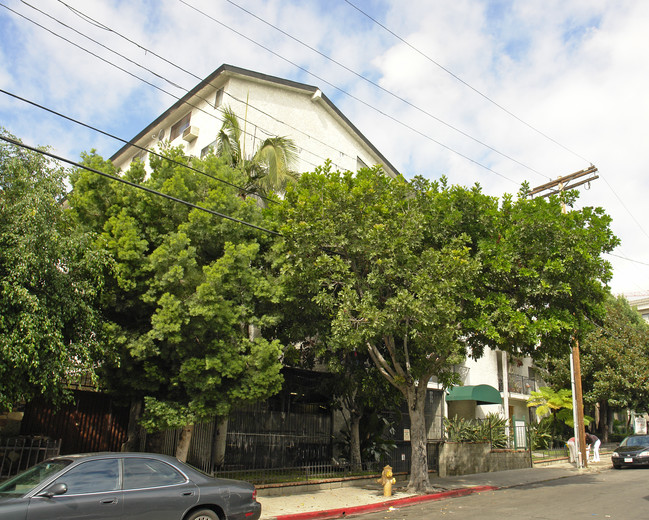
[446,384,502,405]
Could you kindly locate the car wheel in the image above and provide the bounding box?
[185,509,219,520]
[612,463,621,469]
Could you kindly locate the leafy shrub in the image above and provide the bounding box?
[444,414,509,448]
[528,420,552,450]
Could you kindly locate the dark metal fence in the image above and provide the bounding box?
[0,437,61,480]
[210,441,441,485]
[155,402,333,474]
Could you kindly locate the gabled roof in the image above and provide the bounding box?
[110,64,399,176]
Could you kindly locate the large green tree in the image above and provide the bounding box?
[277,165,618,492]
[68,146,285,461]
[540,295,649,440]
[0,131,110,411]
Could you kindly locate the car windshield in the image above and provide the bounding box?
[622,435,649,447]
[0,460,71,496]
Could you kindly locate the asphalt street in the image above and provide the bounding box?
[356,466,648,520]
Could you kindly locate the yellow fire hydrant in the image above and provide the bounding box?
[377,465,396,497]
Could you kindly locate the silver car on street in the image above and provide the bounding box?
[0,452,261,520]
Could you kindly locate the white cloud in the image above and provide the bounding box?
[1,0,648,295]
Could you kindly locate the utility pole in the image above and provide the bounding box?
[530,166,599,469]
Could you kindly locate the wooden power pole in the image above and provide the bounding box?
[530,166,599,468]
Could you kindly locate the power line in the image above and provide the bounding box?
[0,87,278,204]
[53,0,359,169]
[605,252,649,268]
[348,0,649,263]
[342,0,592,165]
[1,1,334,172]
[12,0,518,184]
[0,134,281,236]
[599,175,649,242]
[21,0,188,93]
[177,0,518,184]
[221,0,549,180]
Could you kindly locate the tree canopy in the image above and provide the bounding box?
[277,165,618,491]
[540,294,649,438]
[68,145,285,458]
[0,130,110,411]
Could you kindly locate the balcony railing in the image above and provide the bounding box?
[499,374,537,395]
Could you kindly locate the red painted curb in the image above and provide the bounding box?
[272,485,499,520]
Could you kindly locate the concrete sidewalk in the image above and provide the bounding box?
[257,457,612,520]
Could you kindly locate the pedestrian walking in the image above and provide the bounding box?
[585,432,600,462]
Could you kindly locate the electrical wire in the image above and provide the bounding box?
[54,0,356,169]
[177,0,518,184]
[21,0,189,93]
[343,0,649,249]
[221,0,549,180]
[1,1,335,173]
[54,0,513,180]
[13,0,517,184]
[344,0,649,245]
[599,176,649,242]
[0,87,278,204]
[0,134,281,236]
[342,0,592,165]
[605,253,649,268]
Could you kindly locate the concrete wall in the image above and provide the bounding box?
[438,442,531,477]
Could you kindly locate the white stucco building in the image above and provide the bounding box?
[110,64,399,178]
[430,349,541,428]
[109,63,542,441]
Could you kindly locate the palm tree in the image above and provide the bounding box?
[216,106,299,201]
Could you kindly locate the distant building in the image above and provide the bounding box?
[110,64,398,178]
[627,294,649,322]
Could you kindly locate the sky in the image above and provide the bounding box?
[1,0,648,297]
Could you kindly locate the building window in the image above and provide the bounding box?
[201,140,217,158]
[214,88,224,108]
[169,113,191,141]
[132,149,147,163]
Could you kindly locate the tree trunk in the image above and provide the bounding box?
[349,411,362,471]
[212,416,229,470]
[176,423,195,463]
[121,398,142,452]
[599,400,609,442]
[405,383,432,493]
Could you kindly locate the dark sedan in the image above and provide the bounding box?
[611,434,649,469]
[0,452,261,520]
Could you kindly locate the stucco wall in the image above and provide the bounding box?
[438,442,531,477]
[113,70,395,178]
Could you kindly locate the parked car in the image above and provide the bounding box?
[0,452,261,520]
[611,434,649,469]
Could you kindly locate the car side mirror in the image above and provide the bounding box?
[39,482,68,498]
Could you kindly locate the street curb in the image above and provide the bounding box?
[271,485,499,520]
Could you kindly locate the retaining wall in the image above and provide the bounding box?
[438,442,531,477]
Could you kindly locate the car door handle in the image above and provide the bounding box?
[182,491,195,496]
[101,498,118,504]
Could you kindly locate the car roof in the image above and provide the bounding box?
[49,452,181,463]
